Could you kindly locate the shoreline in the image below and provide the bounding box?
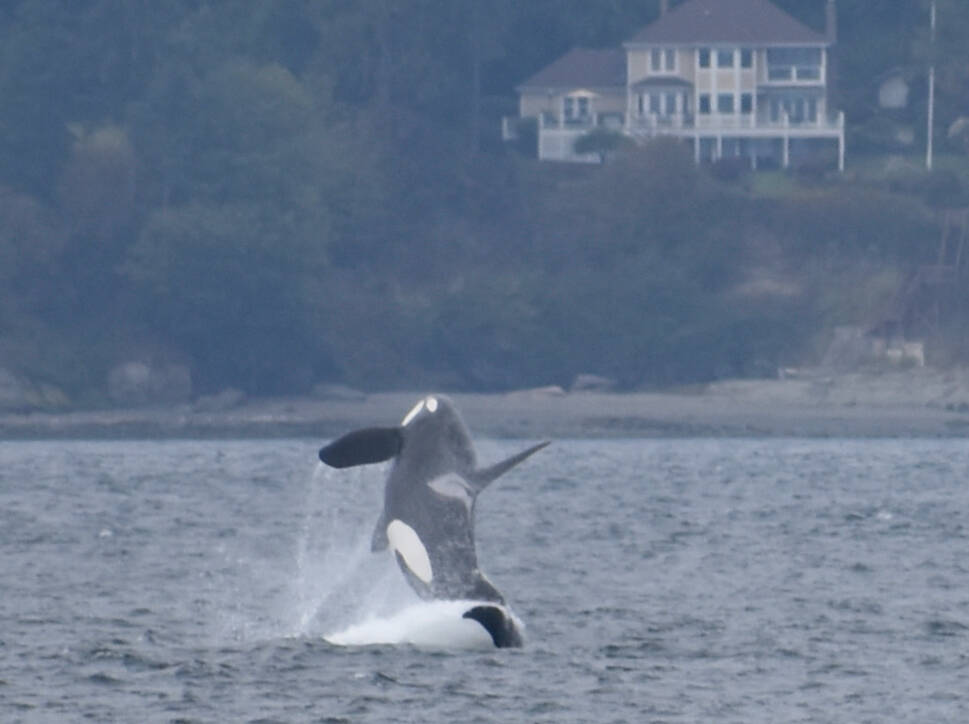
[2,369,969,440]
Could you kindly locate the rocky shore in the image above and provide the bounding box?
[2,368,969,440]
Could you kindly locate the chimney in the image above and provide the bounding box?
[826,0,837,44]
[660,0,669,15]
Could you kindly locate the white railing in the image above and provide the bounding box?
[501,116,518,141]
[627,113,692,131]
[528,110,845,162]
[765,65,822,83]
[627,110,843,133]
[537,127,602,163]
[540,113,595,130]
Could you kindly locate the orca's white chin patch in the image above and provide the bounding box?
[401,395,438,426]
[386,519,433,584]
[401,400,425,426]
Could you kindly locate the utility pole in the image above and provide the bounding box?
[927,0,936,170]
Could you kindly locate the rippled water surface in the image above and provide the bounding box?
[2,438,968,722]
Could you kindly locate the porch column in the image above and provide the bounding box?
[838,111,846,172]
[781,109,790,168]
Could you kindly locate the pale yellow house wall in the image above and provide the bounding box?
[520,89,627,119]
[520,93,557,118]
[627,50,649,85]
[676,48,695,84]
[590,92,628,114]
[626,47,695,85]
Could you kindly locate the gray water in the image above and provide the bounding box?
[1,438,968,722]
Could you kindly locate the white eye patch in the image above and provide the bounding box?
[426,396,438,412]
[386,519,433,584]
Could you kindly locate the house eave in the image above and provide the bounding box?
[623,40,831,49]
[516,84,627,95]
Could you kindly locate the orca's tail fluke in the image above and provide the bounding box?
[469,441,550,492]
[462,605,523,648]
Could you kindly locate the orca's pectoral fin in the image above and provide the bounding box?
[469,441,550,491]
[318,427,403,468]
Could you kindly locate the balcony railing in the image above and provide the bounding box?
[628,110,843,132]
[766,65,822,83]
[540,112,595,129]
[523,110,845,158]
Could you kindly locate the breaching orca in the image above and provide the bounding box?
[318,394,548,648]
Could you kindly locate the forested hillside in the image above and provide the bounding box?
[1,0,968,406]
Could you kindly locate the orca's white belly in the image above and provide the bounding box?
[324,600,522,650]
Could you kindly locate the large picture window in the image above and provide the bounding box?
[767,47,822,82]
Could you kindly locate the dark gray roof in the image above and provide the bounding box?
[517,48,626,91]
[626,0,828,46]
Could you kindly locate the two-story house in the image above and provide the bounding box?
[509,0,844,170]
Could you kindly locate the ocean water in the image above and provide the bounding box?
[1,437,968,722]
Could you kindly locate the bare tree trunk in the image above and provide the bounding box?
[469,0,481,155]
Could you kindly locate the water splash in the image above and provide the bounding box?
[285,462,416,638]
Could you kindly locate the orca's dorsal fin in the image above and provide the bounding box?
[469,441,550,492]
[319,427,403,468]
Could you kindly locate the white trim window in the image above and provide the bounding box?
[766,47,822,83]
[650,47,677,73]
[563,95,591,124]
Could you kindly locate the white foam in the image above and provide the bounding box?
[324,600,520,650]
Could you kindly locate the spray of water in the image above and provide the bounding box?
[216,457,505,649]
[285,462,417,639]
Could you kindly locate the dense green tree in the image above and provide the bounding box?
[1,0,968,403]
[126,201,328,393]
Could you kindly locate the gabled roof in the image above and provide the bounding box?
[626,0,829,46]
[517,48,626,91]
